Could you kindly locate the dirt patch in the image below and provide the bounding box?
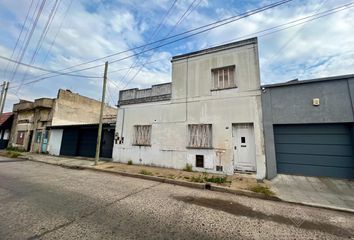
[94,162,269,190]
[173,196,353,238]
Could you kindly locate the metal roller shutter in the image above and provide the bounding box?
[274,124,354,179]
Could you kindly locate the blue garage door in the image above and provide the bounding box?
[274,124,354,179]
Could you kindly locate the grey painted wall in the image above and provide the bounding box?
[262,76,354,179]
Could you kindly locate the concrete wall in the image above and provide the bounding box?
[8,109,34,150]
[114,38,266,179]
[262,77,354,179]
[9,98,54,152]
[51,89,116,126]
[47,129,63,156]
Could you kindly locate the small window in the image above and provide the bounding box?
[16,131,26,145]
[212,65,236,90]
[241,137,246,143]
[133,125,152,146]
[196,155,204,168]
[188,124,212,148]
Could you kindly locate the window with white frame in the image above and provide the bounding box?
[188,124,212,148]
[212,65,236,90]
[133,125,152,146]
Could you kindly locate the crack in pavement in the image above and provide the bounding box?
[26,182,162,240]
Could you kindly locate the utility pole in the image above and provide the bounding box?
[0,82,5,114]
[95,61,108,165]
[0,81,9,114]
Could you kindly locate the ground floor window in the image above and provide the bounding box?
[16,131,26,145]
[188,124,212,148]
[133,125,152,146]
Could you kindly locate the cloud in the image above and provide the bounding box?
[0,0,353,112]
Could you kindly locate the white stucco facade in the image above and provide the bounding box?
[113,38,266,179]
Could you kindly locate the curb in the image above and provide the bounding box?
[85,166,206,189]
[20,155,354,214]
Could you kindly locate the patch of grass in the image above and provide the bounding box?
[127,160,133,165]
[139,169,153,176]
[250,184,275,196]
[6,151,22,158]
[167,174,176,179]
[183,163,193,172]
[6,147,25,152]
[190,175,205,183]
[205,175,229,184]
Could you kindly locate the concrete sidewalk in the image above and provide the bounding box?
[22,153,96,168]
[271,174,354,212]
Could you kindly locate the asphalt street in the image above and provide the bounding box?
[0,156,353,240]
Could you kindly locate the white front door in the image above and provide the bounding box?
[233,123,256,172]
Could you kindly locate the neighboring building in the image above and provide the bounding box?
[47,115,116,158]
[9,98,53,152]
[9,89,117,156]
[262,74,354,180]
[0,112,13,149]
[114,38,266,179]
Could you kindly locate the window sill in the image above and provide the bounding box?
[186,146,213,150]
[211,86,238,91]
[132,144,151,147]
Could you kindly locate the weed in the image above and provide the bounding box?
[250,184,275,196]
[6,147,25,152]
[139,169,153,176]
[6,151,22,158]
[183,176,190,180]
[205,175,229,184]
[127,160,133,165]
[167,174,176,179]
[183,164,193,172]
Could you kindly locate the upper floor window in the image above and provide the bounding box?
[133,125,151,146]
[212,65,236,90]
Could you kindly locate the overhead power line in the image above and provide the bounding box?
[9,0,47,82]
[265,0,328,64]
[7,0,41,80]
[16,0,294,87]
[42,0,74,63]
[11,1,353,90]
[16,0,61,94]
[0,55,100,78]
[120,0,202,90]
[116,0,178,90]
[214,2,354,47]
[2,0,35,80]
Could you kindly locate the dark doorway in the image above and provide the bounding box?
[60,128,79,156]
[77,127,97,158]
[27,130,33,152]
[100,127,114,158]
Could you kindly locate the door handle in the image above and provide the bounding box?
[234,146,237,150]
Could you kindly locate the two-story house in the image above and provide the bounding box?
[114,37,266,179]
[9,89,117,157]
